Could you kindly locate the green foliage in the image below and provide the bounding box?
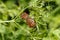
[0,0,60,40]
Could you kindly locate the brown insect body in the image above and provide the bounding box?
[21,12,36,28]
[26,17,36,28]
[21,12,29,20]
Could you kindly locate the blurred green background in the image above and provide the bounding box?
[0,0,60,40]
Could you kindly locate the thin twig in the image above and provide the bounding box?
[0,20,15,23]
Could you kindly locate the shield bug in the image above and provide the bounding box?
[20,8,36,28]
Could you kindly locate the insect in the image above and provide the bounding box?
[21,12,36,28]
